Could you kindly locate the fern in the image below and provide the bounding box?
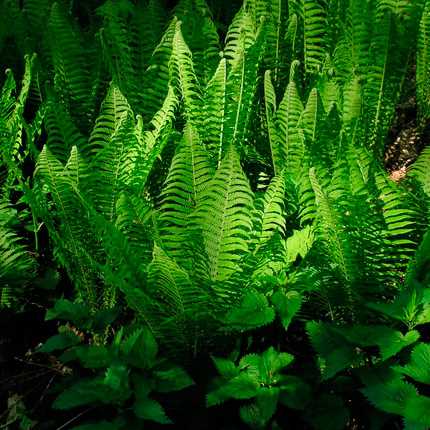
[193,146,254,283]
[303,0,327,74]
[265,62,304,177]
[158,124,213,263]
[141,17,177,121]
[169,20,203,131]
[417,0,430,123]
[204,58,227,165]
[34,146,100,306]
[0,203,36,307]
[87,84,131,156]
[47,2,93,132]
[174,0,221,85]
[410,146,430,200]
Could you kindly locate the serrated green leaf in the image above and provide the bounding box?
[394,343,430,384]
[240,387,279,429]
[154,366,194,392]
[225,291,275,331]
[38,331,81,353]
[207,373,260,407]
[271,290,302,331]
[133,396,172,424]
[211,356,239,379]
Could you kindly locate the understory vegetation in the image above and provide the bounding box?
[0,0,430,428]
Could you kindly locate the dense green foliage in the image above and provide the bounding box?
[0,0,430,428]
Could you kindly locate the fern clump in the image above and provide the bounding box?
[0,0,429,428]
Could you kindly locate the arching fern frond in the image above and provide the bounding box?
[174,0,221,85]
[88,84,131,157]
[417,0,430,124]
[141,17,177,121]
[254,173,286,251]
[193,146,254,283]
[224,7,257,68]
[44,96,87,164]
[131,85,178,195]
[47,2,93,132]
[158,124,213,264]
[410,146,430,199]
[0,203,36,308]
[223,19,267,152]
[147,245,212,353]
[266,62,304,177]
[303,0,327,74]
[169,20,203,131]
[203,58,227,166]
[90,110,139,222]
[34,146,99,305]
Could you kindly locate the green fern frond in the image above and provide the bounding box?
[158,124,213,263]
[418,0,430,123]
[131,85,178,195]
[270,63,304,176]
[299,87,319,147]
[44,97,87,164]
[0,203,36,308]
[147,244,212,351]
[47,2,93,132]
[35,146,99,305]
[88,84,131,156]
[174,0,221,85]
[303,0,327,73]
[224,7,257,68]
[133,0,167,69]
[309,167,355,306]
[254,173,286,250]
[170,20,203,131]
[374,170,422,273]
[141,17,177,121]
[410,147,430,200]
[204,58,227,166]
[223,18,266,151]
[90,110,139,222]
[193,146,254,283]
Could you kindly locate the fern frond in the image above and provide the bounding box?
[254,173,286,250]
[131,85,178,195]
[174,0,221,85]
[170,20,203,131]
[410,147,430,199]
[417,0,430,123]
[375,170,422,273]
[88,84,131,156]
[204,58,227,166]
[193,146,254,283]
[147,245,212,351]
[224,8,257,68]
[141,17,177,121]
[223,20,267,151]
[273,64,304,176]
[90,110,139,222]
[303,0,327,73]
[0,203,36,308]
[35,146,99,305]
[44,97,87,164]
[47,2,93,132]
[158,124,213,263]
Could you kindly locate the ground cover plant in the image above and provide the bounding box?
[0,0,429,429]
